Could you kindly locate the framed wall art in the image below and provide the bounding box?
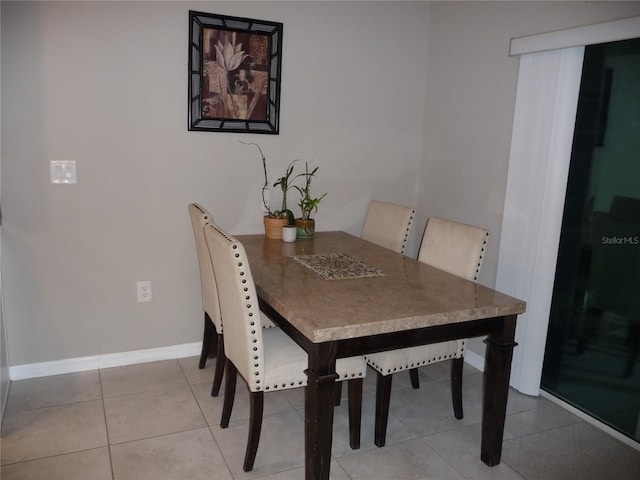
[188,11,283,134]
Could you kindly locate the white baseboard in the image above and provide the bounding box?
[9,342,201,380]
[8,344,487,381]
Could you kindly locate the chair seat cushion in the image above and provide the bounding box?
[365,340,464,375]
[260,328,366,392]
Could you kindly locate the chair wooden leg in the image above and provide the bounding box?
[243,391,264,472]
[334,381,343,406]
[409,368,420,389]
[199,313,215,369]
[220,361,237,428]
[347,378,363,449]
[208,314,219,358]
[210,334,226,397]
[374,372,393,448]
[451,357,464,420]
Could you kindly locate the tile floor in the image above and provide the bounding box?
[1,356,639,479]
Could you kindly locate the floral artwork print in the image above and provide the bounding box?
[202,29,269,121]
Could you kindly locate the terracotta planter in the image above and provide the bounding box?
[295,218,315,239]
[263,216,289,239]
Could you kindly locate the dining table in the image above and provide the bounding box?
[235,231,526,480]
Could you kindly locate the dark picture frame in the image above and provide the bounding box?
[188,11,283,134]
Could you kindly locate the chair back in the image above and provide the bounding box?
[188,203,222,331]
[204,223,265,390]
[418,217,489,281]
[361,200,415,254]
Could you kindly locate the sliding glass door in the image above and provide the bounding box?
[541,38,640,442]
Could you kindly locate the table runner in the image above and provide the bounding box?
[291,252,385,281]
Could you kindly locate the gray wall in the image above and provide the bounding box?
[2,1,640,369]
[1,3,11,419]
[1,277,8,420]
[1,1,430,366]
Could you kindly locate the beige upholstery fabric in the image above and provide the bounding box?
[189,203,275,332]
[361,200,415,254]
[261,328,367,391]
[365,340,461,375]
[365,217,490,375]
[188,203,222,331]
[204,223,366,393]
[418,217,489,282]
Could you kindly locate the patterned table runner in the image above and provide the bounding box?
[291,253,385,281]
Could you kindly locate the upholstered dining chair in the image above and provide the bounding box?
[188,203,275,397]
[204,223,367,472]
[360,200,420,391]
[364,216,490,447]
[188,203,221,373]
[361,200,415,255]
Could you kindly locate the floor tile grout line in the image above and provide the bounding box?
[2,396,103,416]
[100,358,190,399]
[104,372,226,480]
[4,356,636,479]
[2,369,104,416]
[205,424,236,479]
[107,425,217,447]
[0,446,110,469]
[330,458,356,480]
[98,368,116,480]
[182,361,219,431]
[415,434,473,480]
[101,381,194,402]
[179,356,253,479]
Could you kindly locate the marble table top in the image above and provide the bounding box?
[236,231,526,343]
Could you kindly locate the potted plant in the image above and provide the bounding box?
[294,162,327,239]
[272,160,298,224]
[242,142,297,239]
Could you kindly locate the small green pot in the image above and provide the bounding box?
[295,218,315,239]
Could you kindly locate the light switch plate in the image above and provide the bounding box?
[50,160,77,184]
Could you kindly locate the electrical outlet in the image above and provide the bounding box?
[136,281,152,302]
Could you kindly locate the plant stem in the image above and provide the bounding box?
[240,141,271,216]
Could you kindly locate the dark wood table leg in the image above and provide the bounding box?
[304,342,338,480]
[481,314,518,466]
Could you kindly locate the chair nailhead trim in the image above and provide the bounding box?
[473,233,489,281]
[367,352,458,374]
[400,209,415,255]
